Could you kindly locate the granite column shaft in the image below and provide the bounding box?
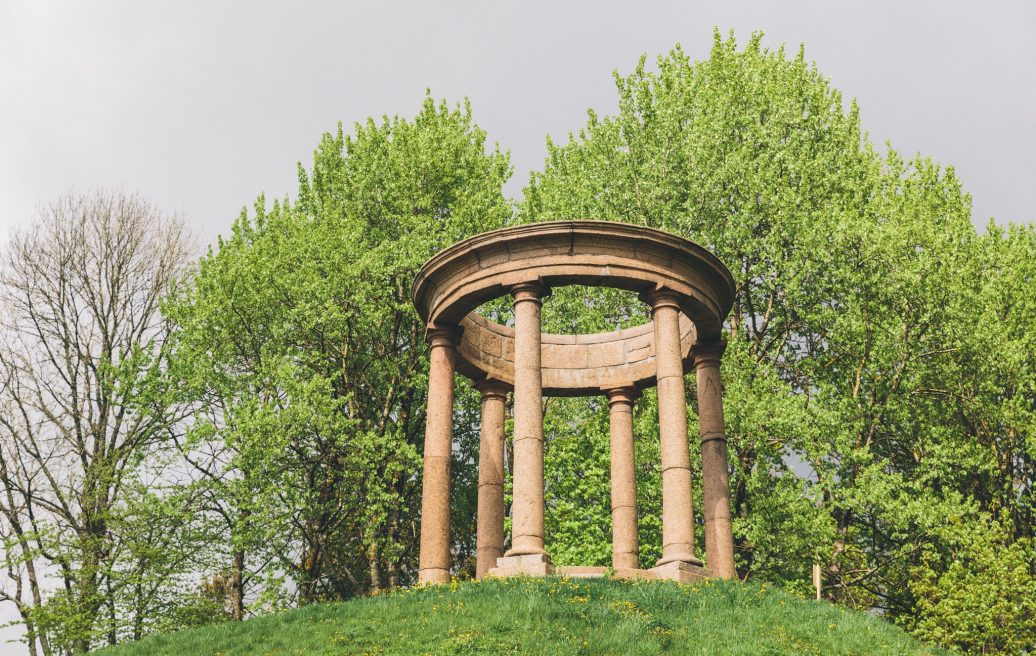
[506,282,548,557]
[475,380,509,578]
[607,386,640,570]
[695,343,736,579]
[644,289,701,567]
[418,327,459,584]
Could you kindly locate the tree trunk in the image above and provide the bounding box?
[386,507,400,590]
[231,549,245,621]
[368,542,381,595]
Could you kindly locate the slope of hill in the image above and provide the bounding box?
[99,577,947,655]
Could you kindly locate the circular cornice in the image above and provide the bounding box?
[412,220,734,396]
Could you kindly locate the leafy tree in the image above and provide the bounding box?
[523,30,874,588]
[162,95,511,611]
[909,514,1036,655]
[0,191,194,654]
[520,32,1033,645]
[964,223,1036,537]
[894,222,1036,654]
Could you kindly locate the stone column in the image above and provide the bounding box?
[475,379,509,578]
[606,386,640,570]
[505,282,549,558]
[418,326,459,585]
[642,288,701,567]
[693,341,736,579]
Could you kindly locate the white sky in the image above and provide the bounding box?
[0,0,1034,652]
[2,1,1035,251]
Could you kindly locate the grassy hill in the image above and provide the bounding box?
[99,577,948,655]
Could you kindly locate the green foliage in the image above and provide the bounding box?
[519,29,1036,652]
[968,223,1036,533]
[908,515,1036,654]
[542,396,613,566]
[162,95,511,606]
[96,577,948,656]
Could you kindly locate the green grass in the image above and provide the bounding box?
[99,577,948,655]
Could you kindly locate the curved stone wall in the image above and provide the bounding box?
[456,312,697,396]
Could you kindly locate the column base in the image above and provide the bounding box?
[655,552,704,568]
[487,553,553,578]
[504,545,550,557]
[612,553,640,570]
[418,567,451,585]
[648,560,710,584]
[475,548,505,580]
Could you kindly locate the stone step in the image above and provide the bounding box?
[485,559,710,583]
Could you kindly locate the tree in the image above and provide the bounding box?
[0,190,194,654]
[520,31,1028,638]
[162,95,511,612]
[964,222,1036,539]
[908,514,1036,655]
[896,223,1036,654]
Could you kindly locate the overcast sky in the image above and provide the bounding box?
[1,0,1034,253]
[0,1,1034,651]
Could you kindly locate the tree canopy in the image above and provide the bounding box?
[160,96,511,612]
[522,31,1035,650]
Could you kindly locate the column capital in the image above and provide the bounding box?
[639,287,682,314]
[511,281,548,305]
[426,324,461,348]
[474,378,511,400]
[690,340,727,368]
[604,385,639,407]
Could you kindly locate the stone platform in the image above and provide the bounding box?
[487,554,709,584]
